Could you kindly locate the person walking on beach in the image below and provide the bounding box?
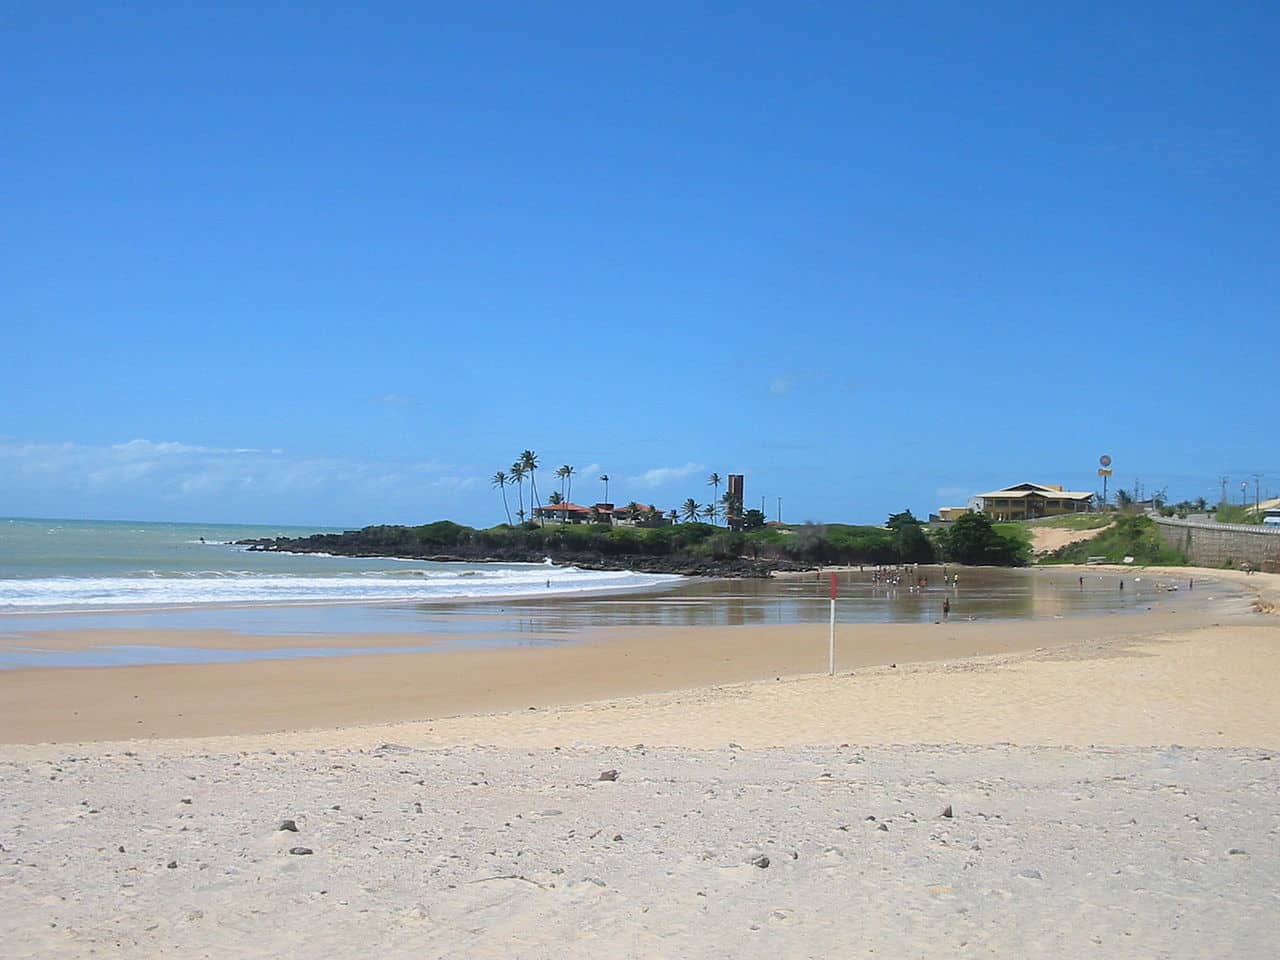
[1079,575,1084,589]
[1119,579,1124,591]
[942,597,950,621]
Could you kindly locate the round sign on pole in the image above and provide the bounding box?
[1099,455,1112,468]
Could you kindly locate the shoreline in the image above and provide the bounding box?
[0,572,1263,744]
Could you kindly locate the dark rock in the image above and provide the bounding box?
[942,805,953,818]
[180,798,192,804]
[1228,848,1247,856]
[238,529,815,579]
[750,855,770,868]
[279,819,299,832]
[289,847,314,856]
[167,861,178,869]
[877,823,889,832]
[1017,869,1043,880]
[598,769,619,782]
[613,834,623,842]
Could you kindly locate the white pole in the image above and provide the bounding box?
[828,596,836,676]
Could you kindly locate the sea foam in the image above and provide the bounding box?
[0,565,681,612]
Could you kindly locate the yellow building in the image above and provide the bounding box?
[976,482,1094,521]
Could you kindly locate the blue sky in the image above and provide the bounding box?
[3,2,1276,527]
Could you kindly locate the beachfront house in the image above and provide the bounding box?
[609,503,673,527]
[975,482,1094,521]
[531,502,599,524]
[530,502,674,527]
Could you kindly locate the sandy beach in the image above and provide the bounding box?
[1,566,1277,958]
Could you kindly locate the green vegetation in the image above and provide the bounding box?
[1026,514,1114,531]
[262,503,1053,570]
[935,513,1029,566]
[993,522,1033,554]
[1041,515,1186,566]
[1211,504,1261,525]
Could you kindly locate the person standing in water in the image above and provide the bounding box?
[942,597,951,621]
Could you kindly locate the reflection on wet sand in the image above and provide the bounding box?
[430,565,1201,635]
[0,566,1217,651]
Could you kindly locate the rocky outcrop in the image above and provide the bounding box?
[238,531,809,578]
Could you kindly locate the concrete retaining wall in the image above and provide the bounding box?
[1152,517,1280,572]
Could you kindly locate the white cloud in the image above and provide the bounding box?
[769,375,793,396]
[628,462,707,488]
[0,439,455,503]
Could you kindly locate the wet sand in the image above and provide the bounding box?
[0,595,1253,744]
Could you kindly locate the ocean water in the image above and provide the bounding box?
[0,517,680,613]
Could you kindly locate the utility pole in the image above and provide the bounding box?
[777,497,782,525]
[1219,476,1229,506]
[1254,474,1262,512]
[1241,481,1248,506]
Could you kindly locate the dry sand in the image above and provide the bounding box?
[1,566,1277,958]
[1029,523,1109,555]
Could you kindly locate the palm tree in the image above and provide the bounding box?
[491,471,512,526]
[555,464,575,506]
[721,491,741,527]
[510,461,527,524]
[707,473,722,525]
[682,498,701,523]
[600,473,609,504]
[548,489,569,523]
[520,450,541,522]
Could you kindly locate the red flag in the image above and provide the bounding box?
[829,573,838,600]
